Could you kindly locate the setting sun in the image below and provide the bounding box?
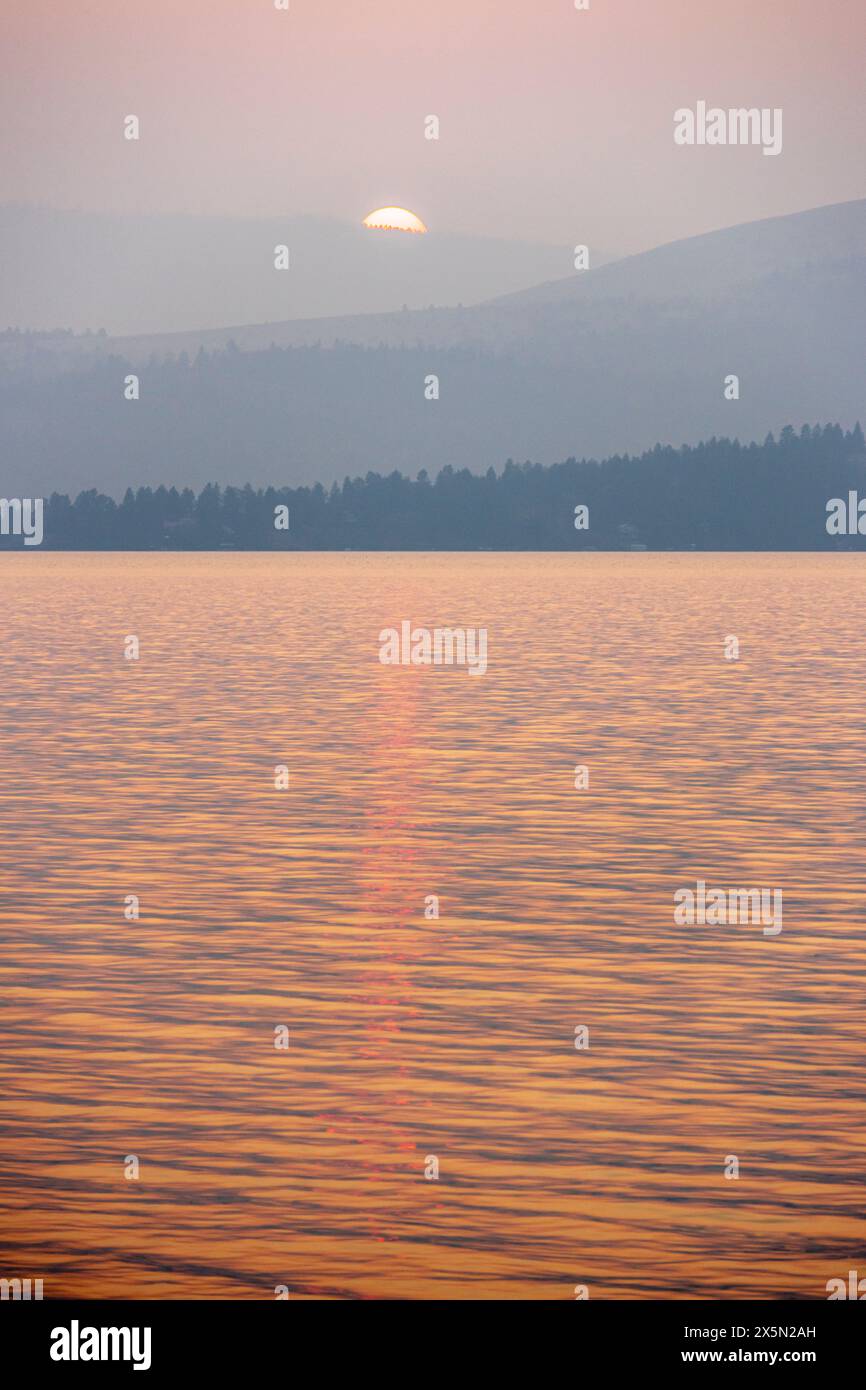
[362,206,427,234]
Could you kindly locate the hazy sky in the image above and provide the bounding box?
[2,0,864,255]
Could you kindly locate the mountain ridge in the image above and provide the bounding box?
[2,198,864,493]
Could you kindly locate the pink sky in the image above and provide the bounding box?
[2,0,864,254]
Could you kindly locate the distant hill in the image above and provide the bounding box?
[0,205,586,337]
[0,200,864,494]
[490,197,866,307]
[13,196,862,362]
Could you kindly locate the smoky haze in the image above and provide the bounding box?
[0,206,602,335]
[2,201,864,496]
[1,0,864,264]
[1,0,864,494]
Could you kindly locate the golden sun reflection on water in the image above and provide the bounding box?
[0,553,864,1299]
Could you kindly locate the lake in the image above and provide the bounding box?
[0,552,864,1298]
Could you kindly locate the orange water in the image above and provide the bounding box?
[0,553,864,1299]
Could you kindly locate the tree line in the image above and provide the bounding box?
[3,423,865,550]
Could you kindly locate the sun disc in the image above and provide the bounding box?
[362,206,427,234]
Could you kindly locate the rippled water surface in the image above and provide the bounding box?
[1,553,864,1299]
